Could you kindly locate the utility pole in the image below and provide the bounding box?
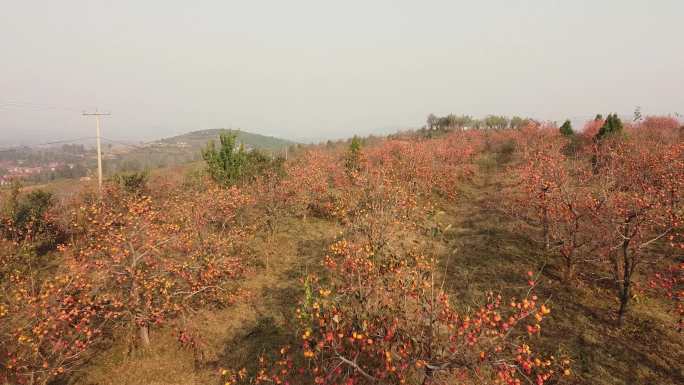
[82,110,111,197]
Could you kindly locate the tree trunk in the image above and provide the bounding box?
[563,256,575,283]
[542,207,550,250]
[139,324,151,347]
[617,285,629,327]
[617,235,632,327]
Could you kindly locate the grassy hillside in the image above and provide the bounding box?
[161,129,295,151]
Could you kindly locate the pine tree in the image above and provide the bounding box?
[559,120,574,136]
[202,132,248,185]
[344,136,362,176]
[595,113,623,141]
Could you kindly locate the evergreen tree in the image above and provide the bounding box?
[344,136,362,176]
[202,133,248,185]
[595,113,623,141]
[202,132,285,185]
[559,120,574,136]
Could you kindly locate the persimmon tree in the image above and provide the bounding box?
[580,120,602,142]
[0,189,78,385]
[1,177,255,384]
[592,141,683,324]
[632,115,681,144]
[336,171,417,255]
[1,273,109,385]
[282,150,340,220]
[362,134,476,202]
[64,183,252,346]
[225,238,569,385]
[507,124,566,251]
[548,189,600,282]
[516,147,602,281]
[329,132,477,255]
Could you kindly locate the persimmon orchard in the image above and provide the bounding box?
[240,243,568,385]
[1,116,681,385]
[510,125,600,281]
[70,184,253,342]
[222,132,570,385]
[505,119,683,325]
[1,182,254,384]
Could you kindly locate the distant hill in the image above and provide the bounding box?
[100,129,295,175]
[158,129,295,151]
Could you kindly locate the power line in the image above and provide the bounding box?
[0,137,95,152]
[0,99,82,113]
[101,137,199,155]
[100,137,146,150]
[34,137,96,146]
[0,136,186,154]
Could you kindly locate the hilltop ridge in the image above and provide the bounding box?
[158,129,295,151]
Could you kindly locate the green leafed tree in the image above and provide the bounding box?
[509,116,530,129]
[483,115,510,130]
[447,114,474,130]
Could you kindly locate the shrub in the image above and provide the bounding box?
[0,187,62,254]
[244,150,285,181]
[495,139,516,164]
[112,171,149,194]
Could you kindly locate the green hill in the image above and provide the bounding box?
[104,129,295,174]
[160,129,295,151]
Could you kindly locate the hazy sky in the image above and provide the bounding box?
[1,0,682,144]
